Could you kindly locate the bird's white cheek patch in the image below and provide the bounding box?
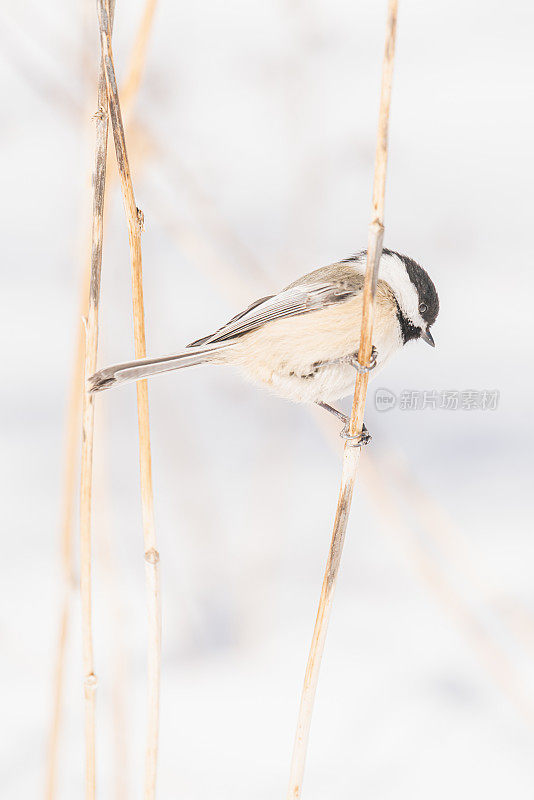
[354,252,424,329]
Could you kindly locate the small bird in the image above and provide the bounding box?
[89,249,439,444]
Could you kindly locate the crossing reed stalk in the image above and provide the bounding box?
[79,3,115,796]
[96,1,161,796]
[45,2,159,795]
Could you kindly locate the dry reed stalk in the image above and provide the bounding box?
[79,1,115,794]
[120,0,158,109]
[310,407,534,717]
[44,315,85,800]
[144,129,272,287]
[3,15,263,296]
[378,450,534,669]
[360,454,534,724]
[92,434,131,800]
[286,4,398,796]
[44,587,71,799]
[147,193,258,304]
[96,2,161,796]
[0,17,83,118]
[45,2,159,796]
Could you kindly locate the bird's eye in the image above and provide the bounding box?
[419,302,427,314]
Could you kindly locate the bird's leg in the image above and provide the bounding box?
[316,401,348,425]
[315,402,372,447]
[315,348,377,445]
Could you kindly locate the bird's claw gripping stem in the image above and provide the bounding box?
[340,423,372,448]
[315,402,373,447]
[350,346,378,374]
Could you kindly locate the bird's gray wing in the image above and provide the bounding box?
[187,265,364,347]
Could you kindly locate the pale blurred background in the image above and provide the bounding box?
[1,0,534,797]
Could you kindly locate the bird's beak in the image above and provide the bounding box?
[420,327,435,347]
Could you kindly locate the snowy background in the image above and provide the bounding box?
[2,0,534,797]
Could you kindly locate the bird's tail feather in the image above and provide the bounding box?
[88,345,225,393]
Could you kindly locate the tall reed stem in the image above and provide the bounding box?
[44,322,82,800]
[46,3,159,794]
[120,0,158,109]
[97,2,161,796]
[286,3,398,797]
[79,3,115,796]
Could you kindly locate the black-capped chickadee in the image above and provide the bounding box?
[89,249,439,442]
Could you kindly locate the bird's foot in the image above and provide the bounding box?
[349,346,378,374]
[316,401,372,446]
[340,422,372,448]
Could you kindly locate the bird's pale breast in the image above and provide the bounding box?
[226,286,402,403]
